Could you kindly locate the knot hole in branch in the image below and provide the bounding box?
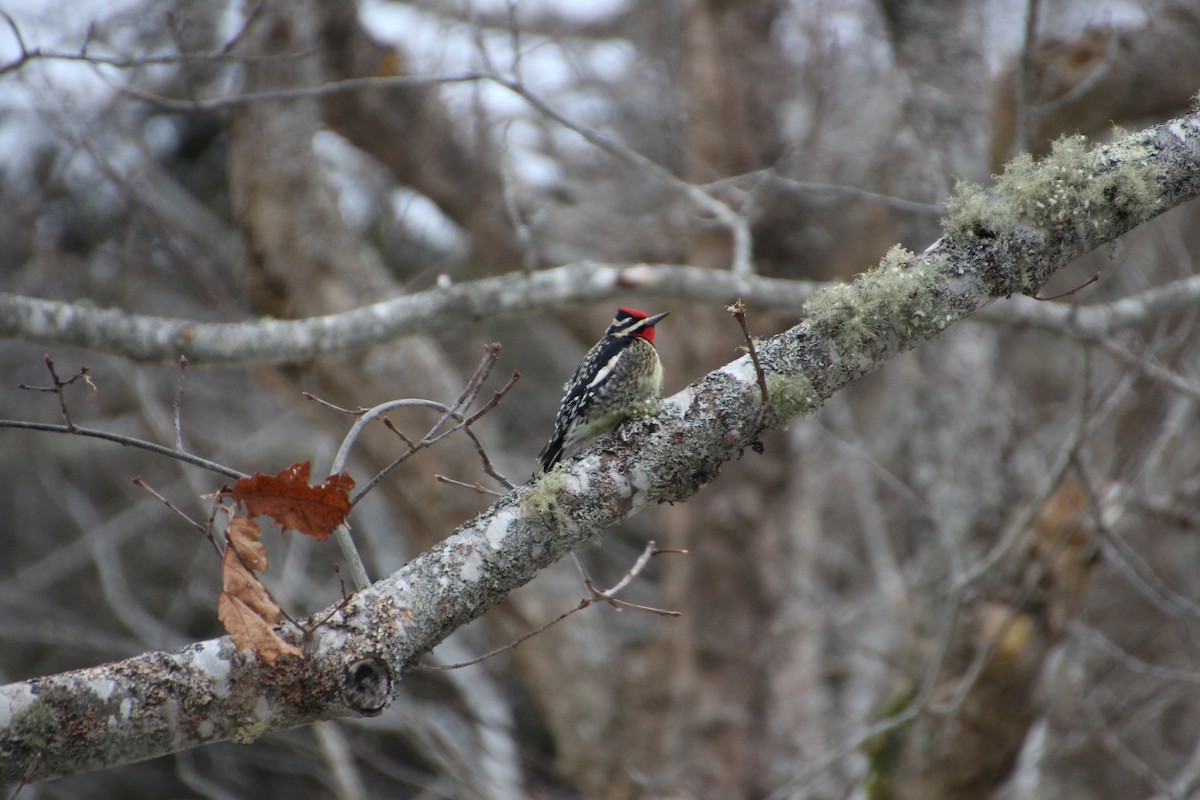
[342,656,391,714]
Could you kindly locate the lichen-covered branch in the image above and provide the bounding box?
[2,112,1199,785]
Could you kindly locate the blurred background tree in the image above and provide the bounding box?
[2,0,1200,797]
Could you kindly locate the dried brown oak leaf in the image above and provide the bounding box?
[222,525,277,621]
[218,593,301,665]
[231,461,354,541]
[218,516,301,664]
[226,515,268,571]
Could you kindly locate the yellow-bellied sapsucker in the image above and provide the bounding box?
[537,307,669,473]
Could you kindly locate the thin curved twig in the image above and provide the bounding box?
[0,420,245,481]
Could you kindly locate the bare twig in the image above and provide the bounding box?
[594,539,669,598]
[465,369,521,426]
[1073,623,1200,684]
[0,5,278,78]
[417,541,683,670]
[930,476,1097,717]
[316,353,517,590]
[0,264,824,365]
[204,494,228,553]
[333,563,349,604]
[334,398,513,504]
[333,349,518,504]
[7,749,42,800]
[0,419,245,480]
[485,71,754,274]
[1081,695,1176,798]
[414,599,592,671]
[582,540,683,618]
[727,300,769,446]
[304,589,357,636]
[131,476,211,539]
[302,392,369,415]
[380,418,418,449]
[6,264,1199,367]
[173,356,188,451]
[707,172,945,218]
[580,576,683,616]
[1075,462,1200,620]
[427,343,503,441]
[109,69,491,112]
[17,356,95,432]
[218,0,266,58]
[0,10,30,77]
[1035,272,1099,301]
[435,475,505,497]
[467,417,517,491]
[1096,338,1200,403]
[379,417,417,448]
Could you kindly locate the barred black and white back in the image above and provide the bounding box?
[537,307,668,473]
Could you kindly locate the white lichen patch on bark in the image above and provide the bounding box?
[485,507,519,550]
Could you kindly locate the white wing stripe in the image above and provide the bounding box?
[586,353,622,390]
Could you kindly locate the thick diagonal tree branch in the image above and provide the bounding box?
[2,113,1198,785]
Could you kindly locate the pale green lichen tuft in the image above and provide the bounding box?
[997,134,1160,230]
[943,179,1017,239]
[765,372,821,425]
[945,133,1162,243]
[521,470,573,528]
[803,245,944,353]
[628,396,663,418]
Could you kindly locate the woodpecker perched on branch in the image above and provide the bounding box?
[537,307,669,473]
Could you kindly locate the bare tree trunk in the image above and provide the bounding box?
[990,2,1200,170]
[316,0,523,274]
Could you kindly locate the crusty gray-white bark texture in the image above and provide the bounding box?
[1,111,1199,785]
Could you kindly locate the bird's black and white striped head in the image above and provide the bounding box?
[608,307,670,346]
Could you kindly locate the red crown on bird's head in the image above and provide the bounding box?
[617,307,666,344]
